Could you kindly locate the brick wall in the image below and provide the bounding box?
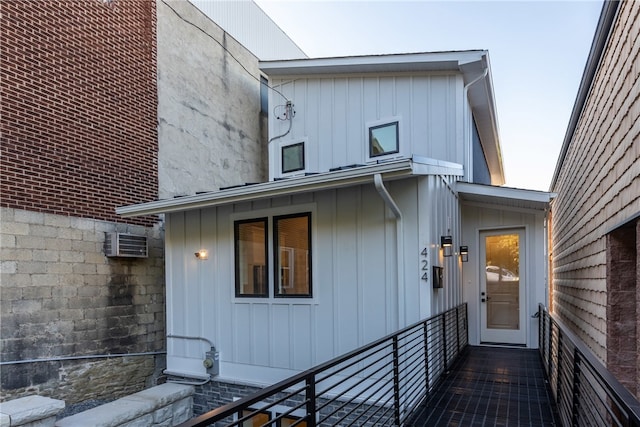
[0,0,158,227]
[0,207,165,403]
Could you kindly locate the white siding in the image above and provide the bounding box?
[268,75,465,180]
[461,205,548,348]
[164,174,463,383]
[190,0,306,60]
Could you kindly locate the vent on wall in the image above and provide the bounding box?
[104,232,148,258]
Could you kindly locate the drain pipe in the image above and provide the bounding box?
[374,174,405,327]
[165,335,218,385]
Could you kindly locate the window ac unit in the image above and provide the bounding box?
[104,232,148,258]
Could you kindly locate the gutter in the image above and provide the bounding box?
[549,0,620,191]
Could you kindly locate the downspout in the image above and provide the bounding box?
[463,65,488,183]
[374,174,405,327]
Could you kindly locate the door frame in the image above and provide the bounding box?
[478,227,527,345]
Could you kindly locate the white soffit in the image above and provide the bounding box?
[455,182,555,211]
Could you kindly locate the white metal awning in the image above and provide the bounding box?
[117,157,463,217]
[455,182,555,212]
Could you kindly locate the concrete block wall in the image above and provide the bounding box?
[0,207,165,404]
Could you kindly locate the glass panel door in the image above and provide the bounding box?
[480,229,526,344]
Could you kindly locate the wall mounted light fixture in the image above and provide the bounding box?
[460,246,469,262]
[195,249,208,260]
[441,236,453,257]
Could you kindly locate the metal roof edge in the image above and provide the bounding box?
[455,181,555,203]
[116,159,414,217]
[550,0,621,191]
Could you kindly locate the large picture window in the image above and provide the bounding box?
[234,213,312,298]
[369,121,399,157]
[235,218,268,297]
[274,213,311,297]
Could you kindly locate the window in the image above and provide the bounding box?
[234,213,311,298]
[369,121,399,157]
[260,76,269,115]
[274,213,311,297]
[281,142,305,174]
[235,218,268,297]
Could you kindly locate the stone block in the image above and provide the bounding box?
[0,221,29,236]
[0,395,65,426]
[171,396,193,425]
[14,210,45,225]
[55,398,153,427]
[152,405,172,423]
[0,413,9,427]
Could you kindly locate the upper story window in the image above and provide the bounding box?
[234,213,312,298]
[369,121,399,158]
[281,142,305,174]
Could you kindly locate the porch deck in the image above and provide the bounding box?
[408,346,560,426]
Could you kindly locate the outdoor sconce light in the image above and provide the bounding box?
[460,246,469,262]
[195,249,208,260]
[441,236,453,257]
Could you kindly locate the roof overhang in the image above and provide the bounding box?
[455,182,555,212]
[260,50,505,186]
[117,157,464,217]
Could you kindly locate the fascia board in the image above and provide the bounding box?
[412,156,464,176]
[260,51,486,77]
[455,181,555,204]
[116,160,414,217]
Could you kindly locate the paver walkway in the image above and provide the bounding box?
[408,346,560,426]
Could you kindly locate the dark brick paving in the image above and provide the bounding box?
[407,346,560,426]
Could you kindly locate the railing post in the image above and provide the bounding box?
[571,348,580,427]
[455,306,460,355]
[556,329,563,406]
[441,312,448,371]
[305,374,317,427]
[423,321,430,392]
[392,336,401,426]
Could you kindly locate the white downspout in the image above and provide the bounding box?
[374,174,405,328]
[463,65,488,182]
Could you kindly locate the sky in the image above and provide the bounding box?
[253,0,604,191]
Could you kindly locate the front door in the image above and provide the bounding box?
[480,229,526,345]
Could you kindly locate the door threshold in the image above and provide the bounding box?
[480,342,527,348]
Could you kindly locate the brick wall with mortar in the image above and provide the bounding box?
[0,207,165,403]
[0,0,158,227]
[0,0,163,405]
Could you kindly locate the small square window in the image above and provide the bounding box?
[282,142,305,173]
[369,121,399,158]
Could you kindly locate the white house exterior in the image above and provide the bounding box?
[117,51,553,388]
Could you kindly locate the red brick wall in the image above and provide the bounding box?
[1,0,158,226]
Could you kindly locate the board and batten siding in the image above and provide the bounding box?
[164,174,461,383]
[461,205,548,348]
[551,0,640,361]
[268,74,465,179]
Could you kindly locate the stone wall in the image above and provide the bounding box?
[0,207,165,404]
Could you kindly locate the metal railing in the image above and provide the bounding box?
[538,304,640,427]
[179,303,468,427]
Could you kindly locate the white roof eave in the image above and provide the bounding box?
[455,181,555,211]
[116,159,415,218]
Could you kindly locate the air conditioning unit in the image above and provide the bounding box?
[104,232,148,258]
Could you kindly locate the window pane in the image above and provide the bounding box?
[274,213,311,297]
[369,121,399,157]
[235,219,268,297]
[282,142,305,173]
[241,410,271,427]
[485,234,520,330]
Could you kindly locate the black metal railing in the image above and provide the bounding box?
[538,304,640,427]
[179,303,468,427]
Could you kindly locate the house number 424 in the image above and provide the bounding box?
[421,248,428,281]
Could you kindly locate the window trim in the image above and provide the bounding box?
[273,212,312,298]
[281,141,305,174]
[234,217,269,298]
[231,205,316,302]
[368,120,399,158]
